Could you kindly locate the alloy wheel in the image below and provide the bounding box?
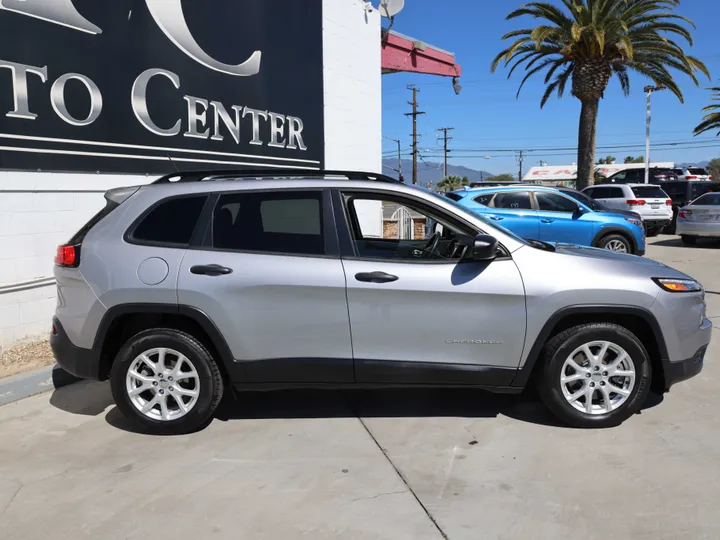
[125,348,200,421]
[605,239,628,253]
[560,340,636,415]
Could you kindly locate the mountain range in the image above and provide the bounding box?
[382,159,494,186]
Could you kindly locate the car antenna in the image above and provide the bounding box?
[167,155,180,173]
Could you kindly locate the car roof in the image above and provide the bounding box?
[455,184,559,193]
[624,183,662,187]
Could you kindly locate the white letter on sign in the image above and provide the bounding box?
[51,73,103,126]
[0,59,47,120]
[0,0,101,34]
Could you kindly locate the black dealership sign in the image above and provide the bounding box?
[0,0,324,174]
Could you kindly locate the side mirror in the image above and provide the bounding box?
[472,234,498,261]
[574,206,588,217]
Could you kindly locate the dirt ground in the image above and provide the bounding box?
[0,339,54,379]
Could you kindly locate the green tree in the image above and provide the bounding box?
[436,175,468,192]
[707,158,720,180]
[624,156,644,163]
[597,155,616,164]
[694,87,720,136]
[492,0,709,190]
[489,173,516,183]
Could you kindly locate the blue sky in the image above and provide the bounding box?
[381,0,720,176]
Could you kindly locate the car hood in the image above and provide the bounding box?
[594,209,642,220]
[552,243,661,265]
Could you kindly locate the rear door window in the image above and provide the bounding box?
[130,196,207,246]
[492,191,532,210]
[536,192,579,212]
[631,186,668,199]
[607,187,625,199]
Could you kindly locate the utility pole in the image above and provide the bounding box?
[437,127,454,178]
[405,85,425,184]
[644,85,666,183]
[516,150,525,182]
[383,136,402,181]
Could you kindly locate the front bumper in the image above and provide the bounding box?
[50,317,101,380]
[662,317,712,391]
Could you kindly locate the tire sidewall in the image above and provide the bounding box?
[541,326,651,427]
[599,234,632,253]
[110,330,220,433]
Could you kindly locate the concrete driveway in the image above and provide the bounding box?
[1,237,719,540]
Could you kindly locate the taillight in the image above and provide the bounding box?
[678,210,692,219]
[627,199,646,206]
[686,175,698,180]
[666,199,672,206]
[54,244,79,267]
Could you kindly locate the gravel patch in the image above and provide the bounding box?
[0,338,55,379]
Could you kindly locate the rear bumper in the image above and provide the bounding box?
[50,317,101,380]
[644,218,671,227]
[676,221,720,237]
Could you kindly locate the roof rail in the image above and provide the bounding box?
[151,168,399,185]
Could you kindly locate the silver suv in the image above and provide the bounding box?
[50,170,712,433]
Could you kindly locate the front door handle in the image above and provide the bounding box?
[541,219,554,223]
[355,271,399,284]
[488,215,504,221]
[190,264,233,276]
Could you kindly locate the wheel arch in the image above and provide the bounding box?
[513,305,669,392]
[94,304,237,382]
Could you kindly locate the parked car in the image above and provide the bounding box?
[582,184,672,237]
[555,187,642,221]
[676,192,720,245]
[447,185,646,255]
[50,169,711,433]
[660,180,720,233]
[603,167,678,184]
[672,166,712,181]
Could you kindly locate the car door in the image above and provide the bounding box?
[486,190,539,240]
[604,186,629,210]
[335,189,527,385]
[534,191,595,245]
[178,189,353,383]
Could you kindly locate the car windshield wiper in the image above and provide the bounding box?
[525,238,556,252]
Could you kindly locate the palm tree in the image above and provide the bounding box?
[436,175,468,192]
[693,87,720,136]
[492,0,709,189]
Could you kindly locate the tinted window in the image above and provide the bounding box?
[662,182,685,197]
[211,191,324,255]
[692,183,718,198]
[444,192,463,201]
[586,187,607,198]
[688,168,708,175]
[692,193,720,205]
[473,193,495,206]
[493,191,532,210]
[132,196,206,245]
[563,189,603,210]
[626,170,644,182]
[608,187,625,199]
[536,192,578,212]
[609,171,627,183]
[631,186,668,199]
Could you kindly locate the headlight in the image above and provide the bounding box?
[626,217,643,228]
[652,278,703,293]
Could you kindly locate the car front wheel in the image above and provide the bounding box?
[597,234,632,254]
[538,323,652,428]
[110,329,224,434]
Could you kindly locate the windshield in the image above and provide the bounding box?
[692,193,720,205]
[631,186,668,198]
[688,168,708,175]
[560,189,604,211]
[420,187,531,246]
[691,183,719,198]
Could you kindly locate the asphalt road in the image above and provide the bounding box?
[1,236,718,540]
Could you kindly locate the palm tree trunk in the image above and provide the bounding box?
[576,98,599,190]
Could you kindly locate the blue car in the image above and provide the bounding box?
[446,185,646,255]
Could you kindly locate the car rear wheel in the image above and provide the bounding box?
[537,323,652,428]
[111,329,224,434]
[597,234,632,254]
[681,235,697,246]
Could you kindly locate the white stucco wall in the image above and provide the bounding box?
[0,0,383,353]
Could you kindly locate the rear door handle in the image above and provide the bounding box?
[541,219,554,223]
[355,271,399,284]
[190,264,233,276]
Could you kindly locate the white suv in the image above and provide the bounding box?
[672,167,712,181]
[583,184,673,237]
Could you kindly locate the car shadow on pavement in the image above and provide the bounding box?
[92,386,664,434]
[49,380,115,416]
[652,238,720,248]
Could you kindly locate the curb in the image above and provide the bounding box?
[0,364,82,407]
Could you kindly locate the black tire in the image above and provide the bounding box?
[645,227,660,238]
[110,328,224,435]
[537,323,652,428]
[597,233,633,254]
[681,235,697,246]
[666,213,677,234]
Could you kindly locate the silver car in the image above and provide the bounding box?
[50,170,712,433]
[676,192,720,245]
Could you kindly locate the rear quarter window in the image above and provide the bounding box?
[444,192,464,202]
[129,195,207,246]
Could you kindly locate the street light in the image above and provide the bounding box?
[644,85,666,184]
[384,136,402,180]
